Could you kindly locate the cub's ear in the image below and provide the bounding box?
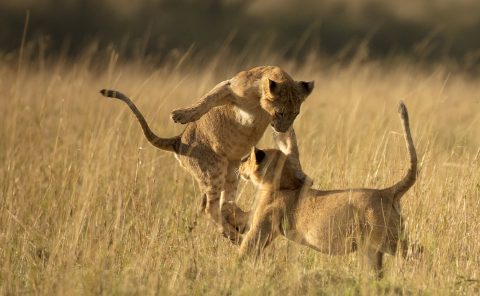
[253,147,266,164]
[268,79,280,95]
[299,80,314,96]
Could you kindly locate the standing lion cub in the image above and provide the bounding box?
[238,102,420,278]
[100,66,314,243]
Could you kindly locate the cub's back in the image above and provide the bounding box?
[291,189,382,230]
[229,66,294,98]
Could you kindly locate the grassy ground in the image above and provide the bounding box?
[1,49,479,295]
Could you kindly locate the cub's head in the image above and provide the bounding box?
[261,78,314,133]
[240,147,305,190]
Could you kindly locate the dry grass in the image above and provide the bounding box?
[1,48,479,295]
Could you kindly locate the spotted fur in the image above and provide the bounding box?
[100,66,314,243]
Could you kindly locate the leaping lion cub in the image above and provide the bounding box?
[100,66,314,243]
[239,102,419,278]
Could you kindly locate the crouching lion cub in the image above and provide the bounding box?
[238,101,421,278]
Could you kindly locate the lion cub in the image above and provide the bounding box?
[100,66,314,243]
[239,102,418,277]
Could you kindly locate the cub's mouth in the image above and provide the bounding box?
[270,122,290,133]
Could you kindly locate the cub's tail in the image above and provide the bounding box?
[100,89,178,153]
[385,101,417,201]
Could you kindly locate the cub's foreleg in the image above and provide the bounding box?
[171,80,233,124]
[239,207,280,259]
[272,127,310,183]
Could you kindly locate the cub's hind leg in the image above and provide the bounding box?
[204,186,243,244]
[179,153,242,244]
[177,145,238,241]
[367,249,384,279]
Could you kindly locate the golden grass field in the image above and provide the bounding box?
[1,48,479,295]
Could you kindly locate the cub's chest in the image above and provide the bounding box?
[232,105,256,126]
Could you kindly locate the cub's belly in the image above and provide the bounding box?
[198,105,271,159]
[217,126,265,159]
[210,121,270,160]
[295,223,357,255]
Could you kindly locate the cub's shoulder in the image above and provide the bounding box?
[235,66,290,81]
[229,66,291,98]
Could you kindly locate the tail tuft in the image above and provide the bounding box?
[100,89,119,98]
[398,101,408,118]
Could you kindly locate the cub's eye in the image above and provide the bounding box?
[240,155,249,163]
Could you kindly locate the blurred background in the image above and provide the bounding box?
[1,0,480,69]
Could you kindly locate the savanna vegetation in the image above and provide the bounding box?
[1,43,479,294]
[1,0,479,295]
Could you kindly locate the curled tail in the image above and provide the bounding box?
[385,101,417,200]
[100,89,178,153]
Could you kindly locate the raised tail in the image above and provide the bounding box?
[385,101,417,200]
[100,89,178,153]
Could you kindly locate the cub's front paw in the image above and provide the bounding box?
[171,108,199,124]
[222,227,243,246]
[224,207,250,234]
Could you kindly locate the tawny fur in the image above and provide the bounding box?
[238,102,420,277]
[100,66,314,243]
